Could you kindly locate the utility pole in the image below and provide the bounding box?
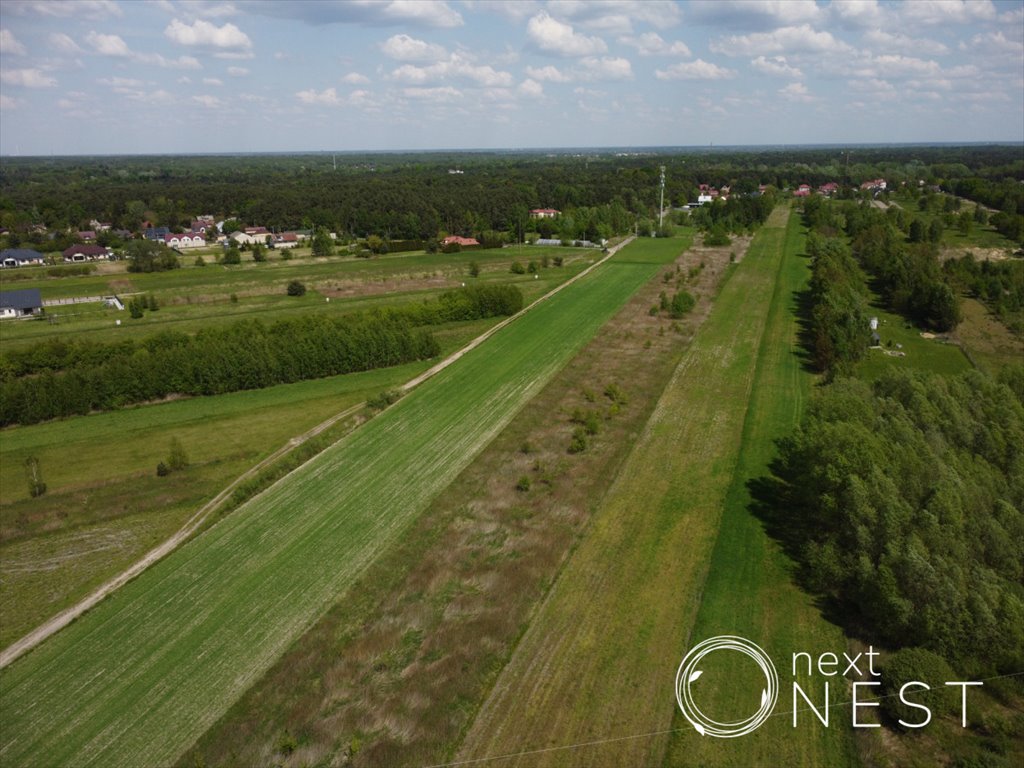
[659,165,666,230]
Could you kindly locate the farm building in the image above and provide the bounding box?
[0,288,43,319]
[0,248,45,268]
[530,208,561,219]
[63,244,113,262]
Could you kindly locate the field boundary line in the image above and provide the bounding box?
[0,238,634,670]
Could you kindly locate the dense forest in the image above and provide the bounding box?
[0,284,522,425]
[761,369,1024,674]
[1,145,1020,243]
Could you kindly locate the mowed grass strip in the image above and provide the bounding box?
[662,211,857,767]
[0,237,683,768]
[455,208,791,767]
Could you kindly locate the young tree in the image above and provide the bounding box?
[252,243,266,262]
[366,234,388,254]
[287,280,307,296]
[468,261,480,278]
[24,456,46,497]
[311,228,334,256]
[167,437,189,471]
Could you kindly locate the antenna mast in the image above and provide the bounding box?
[659,165,666,230]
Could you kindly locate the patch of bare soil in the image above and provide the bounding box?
[184,235,750,768]
[321,274,457,299]
[939,246,1016,262]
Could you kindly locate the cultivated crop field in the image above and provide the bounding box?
[456,207,854,767]
[0,236,683,767]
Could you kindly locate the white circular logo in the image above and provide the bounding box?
[675,635,779,738]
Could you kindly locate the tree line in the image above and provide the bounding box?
[0,284,523,425]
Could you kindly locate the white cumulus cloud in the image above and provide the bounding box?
[864,29,949,57]
[48,32,84,54]
[527,11,607,57]
[380,33,447,61]
[711,24,852,56]
[525,64,571,83]
[779,81,813,102]
[192,94,222,108]
[296,86,342,105]
[85,30,131,56]
[750,55,802,78]
[1,67,57,87]
[165,18,253,51]
[518,78,543,97]
[1,29,27,56]
[342,72,370,84]
[655,59,735,80]
[619,32,690,57]
[228,66,249,76]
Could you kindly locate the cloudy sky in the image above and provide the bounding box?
[0,0,1022,155]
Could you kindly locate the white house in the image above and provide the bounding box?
[162,233,206,249]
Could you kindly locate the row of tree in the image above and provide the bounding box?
[763,369,1024,673]
[806,231,873,377]
[0,284,524,424]
[944,253,1024,334]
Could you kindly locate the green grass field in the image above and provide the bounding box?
[0,236,686,767]
[454,207,853,767]
[661,210,855,767]
[854,301,972,381]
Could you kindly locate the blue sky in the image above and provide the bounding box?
[0,0,1022,155]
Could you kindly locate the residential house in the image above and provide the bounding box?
[0,288,43,319]
[77,230,97,242]
[860,178,887,192]
[0,248,45,268]
[230,230,269,246]
[144,226,171,241]
[63,244,113,262]
[442,235,480,247]
[793,184,812,198]
[819,182,840,196]
[89,219,112,232]
[529,208,560,219]
[273,232,299,249]
[162,233,206,249]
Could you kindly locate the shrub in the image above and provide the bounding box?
[527,260,539,273]
[510,261,526,274]
[568,427,588,454]
[669,290,696,318]
[156,461,170,477]
[367,389,401,410]
[604,383,628,405]
[468,261,480,278]
[229,293,238,304]
[286,280,306,296]
[880,648,958,728]
[516,475,532,492]
[194,256,206,267]
[553,256,564,267]
[519,440,533,454]
[704,226,731,247]
[222,247,241,265]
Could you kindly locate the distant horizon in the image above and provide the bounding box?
[2,139,1023,161]
[1,1,1022,155]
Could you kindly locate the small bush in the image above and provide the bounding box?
[367,389,401,410]
[604,383,628,405]
[541,255,550,268]
[516,475,532,492]
[469,261,480,278]
[510,261,526,274]
[553,256,564,267]
[194,255,206,267]
[583,411,601,436]
[568,427,588,454]
[520,440,533,454]
[229,293,238,304]
[527,260,539,273]
[287,280,306,296]
[156,461,170,477]
[669,290,696,319]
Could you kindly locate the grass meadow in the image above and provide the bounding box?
[0,236,680,767]
[455,207,855,768]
